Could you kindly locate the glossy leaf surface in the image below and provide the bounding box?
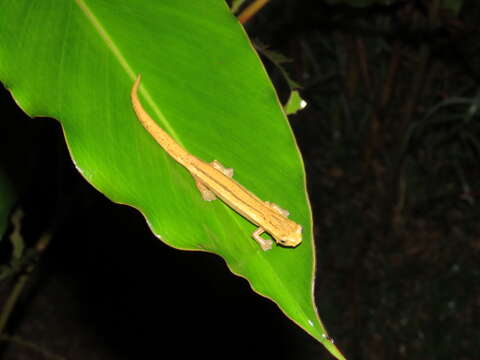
[0,1,344,358]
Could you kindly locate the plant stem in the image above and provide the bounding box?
[0,232,52,335]
[0,334,65,360]
[238,0,270,24]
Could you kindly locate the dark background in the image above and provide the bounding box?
[1,1,479,359]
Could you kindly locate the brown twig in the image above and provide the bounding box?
[238,0,270,24]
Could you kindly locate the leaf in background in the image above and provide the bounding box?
[0,169,14,240]
[9,208,24,260]
[324,0,463,13]
[0,1,344,358]
[0,89,38,241]
[441,0,464,14]
[285,90,307,115]
[230,0,247,13]
[255,40,301,90]
[324,0,399,6]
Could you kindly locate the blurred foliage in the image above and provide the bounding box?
[255,40,301,90]
[1,0,478,358]
[323,0,463,14]
[230,0,247,13]
[324,0,399,7]
[244,0,479,358]
[0,171,14,241]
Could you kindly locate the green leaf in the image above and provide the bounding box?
[284,90,307,115]
[0,1,344,358]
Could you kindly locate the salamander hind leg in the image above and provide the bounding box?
[265,201,290,217]
[252,227,273,251]
[211,160,234,177]
[193,176,217,201]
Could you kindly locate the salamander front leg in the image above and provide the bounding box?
[193,160,234,201]
[194,176,217,201]
[211,160,234,177]
[265,201,290,217]
[252,227,273,251]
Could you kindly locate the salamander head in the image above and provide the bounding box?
[276,224,302,248]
